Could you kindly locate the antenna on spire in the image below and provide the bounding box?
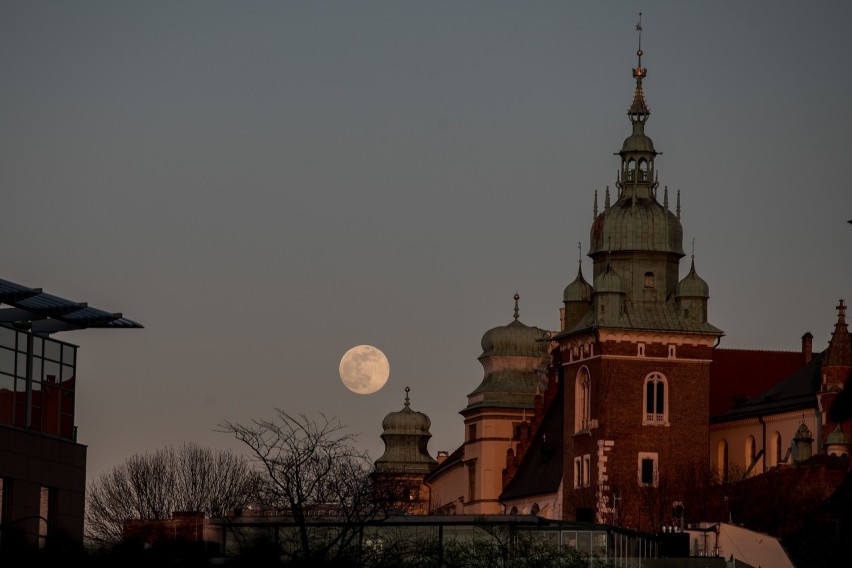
[636,12,643,48]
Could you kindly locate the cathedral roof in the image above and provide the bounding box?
[677,257,710,298]
[375,387,437,474]
[823,299,851,368]
[709,348,805,417]
[466,294,551,412]
[563,261,593,303]
[479,294,550,358]
[500,380,564,502]
[711,352,823,424]
[556,298,724,338]
[592,262,624,294]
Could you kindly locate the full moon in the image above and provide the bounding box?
[339,345,390,394]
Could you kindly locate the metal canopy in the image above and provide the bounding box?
[0,278,143,336]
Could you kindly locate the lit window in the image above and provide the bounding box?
[643,372,668,425]
[574,457,583,488]
[575,367,591,431]
[39,486,52,549]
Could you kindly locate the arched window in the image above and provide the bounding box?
[575,368,591,431]
[718,440,729,482]
[745,435,756,470]
[771,431,782,467]
[642,372,668,425]
[638,159,649,181]
[509,506,518,515]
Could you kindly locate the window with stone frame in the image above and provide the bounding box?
[575,367,591,431]
[638,452,658,487]
[642,372,668,425]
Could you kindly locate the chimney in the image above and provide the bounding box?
[802,332,813,364]
[436,451,448,465]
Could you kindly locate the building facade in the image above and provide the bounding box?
[0,278,141,551]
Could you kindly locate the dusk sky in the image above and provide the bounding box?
[1,1,850,487]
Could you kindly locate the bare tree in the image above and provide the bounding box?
[85,442,261,548]
[218,411,377,563]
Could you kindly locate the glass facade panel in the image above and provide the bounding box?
[0,327,14,348]
[16,352,27,378]
[44,340,60,362]
[0,375,13,423]
[63,345,76,365]
[0,348,14,375]
[44,361,60,383]
[0,326,77,439]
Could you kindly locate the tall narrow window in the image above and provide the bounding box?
[745,435,756,470]
[583,454,591,488]
[467,461,476,502]
[468,424,477,442]
[643,372,668,425]
[39,486,52,549]
[773,432,782,466]
[718,440,729,482]
[574,457,583,488]
[575,368,591,431]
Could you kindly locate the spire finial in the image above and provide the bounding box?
[577,242,582,266]
[605,185,611,209]
[663,185,669,209]
[676,189,681,219]
[404,386,411,407]
[628,12,650,121]
[513,292,520,320]
[691,237,695,258]
[593,189,598,218]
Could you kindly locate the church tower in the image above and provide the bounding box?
[553,25,724,530]
[460,294,550,513]
[373,387,438,514]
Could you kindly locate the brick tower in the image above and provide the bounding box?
[553,27,724,531]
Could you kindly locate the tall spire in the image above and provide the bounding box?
[628,12,650,122]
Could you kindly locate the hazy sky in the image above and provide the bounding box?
[1,1,850,486]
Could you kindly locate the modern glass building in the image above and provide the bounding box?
[0,278,141,552]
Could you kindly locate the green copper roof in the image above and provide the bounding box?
[676,257,710,298]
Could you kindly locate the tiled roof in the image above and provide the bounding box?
[709,348,806,418]
[711,352,822,423]
[556,300,723,339]
[500,386,564,502]
[423,444,463,484]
